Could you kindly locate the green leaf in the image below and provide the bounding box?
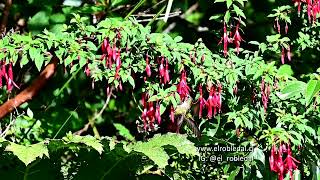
[128,76,135,88]
[114,123,135,141]
[128,133,199,168]
[305,80,320,106]
[233,4,246,18]
[277,64,294,76]
[266,34,281,43]
[29,48,44,71]
[227,0,233,8]
[224,10,231,23]
[214,0,226,2]
[228,166,240,180]
[277,81,306,100]
[63,134,103,154]
[5,142,49,166]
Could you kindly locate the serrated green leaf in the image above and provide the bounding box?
[128,133,198,168]
[63,134,103,154]
[5,142,49,166]
[114,123,135,141]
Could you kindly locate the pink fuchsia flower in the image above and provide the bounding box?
[141,93,148,130]
[159,57,165,78]
[163,59,170,84]
[276,145,285,180]
[218,22,230,57]
[285,22,289,34]
[6,63,18,92]
[307,0,312,22]
[284,143,300,180]
[223,23,229,57]
[145,54,151,77]
[177,70,190,101]
[269,144,278,172]
[85,64,90,76]
[287,46,291,61]
[147,101,155,129]
[206,87,215,119]
[198,85,207,118]
[233,23,243,55]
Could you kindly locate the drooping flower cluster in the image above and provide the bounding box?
[274,18,289,34]
[101,36,122,80]
[141,93,161,131]
[269,142,300,180]
[197,84,222,119]
[293,0,320,22]
[177,70,190,101]
[157,57,170,84]
[260,79,271,112]
[219,21,244,56]
[0,61,18,92]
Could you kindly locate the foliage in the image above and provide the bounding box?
[0,0,319,179]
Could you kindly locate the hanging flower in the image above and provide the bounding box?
[207,86,214,119]
[198,85,207,118]
[284,143,300,180]
[218,22,229,57]
[233,23,243,55]
[163,58,170,84]
[177,70,190,101]
[287,46,291,61]
[269,144,278,172]
[145,54,151,77]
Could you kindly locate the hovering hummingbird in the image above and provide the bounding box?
[174,95,201,139]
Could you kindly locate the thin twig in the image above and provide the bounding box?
[53,106,79,139]
[0,112,24,137]
[164,0,174,22]
[142,0,166,13]
[74,86,114,137]
[136,13,180,23]
[133,11,181,17]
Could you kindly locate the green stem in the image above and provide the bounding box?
[125,0,146,19]
[56,68,82,96]
[146,6,166,26]
[23,160,39,180]
[100,155,128,180]
[53,106,79,139]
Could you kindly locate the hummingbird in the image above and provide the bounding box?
[174,95,201,139]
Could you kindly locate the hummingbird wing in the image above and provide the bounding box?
[184,117,201,139]
[176,114,201,139]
